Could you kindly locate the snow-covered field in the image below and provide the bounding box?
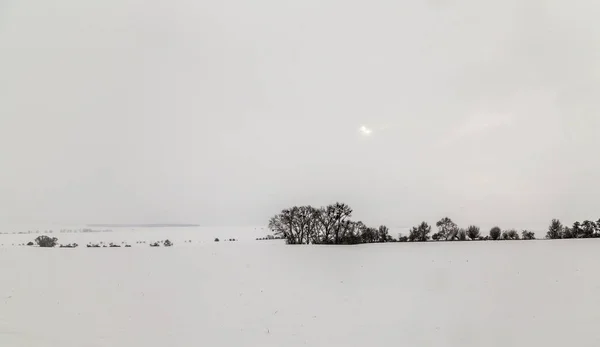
[1,226,599,346]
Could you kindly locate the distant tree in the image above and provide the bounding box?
[582,220,596,238]
[489,226,501,240]
[294,205,321,244]
[268,209,294,243]
[466,225,481,240]
[214,238,220,242]
[339,221,362,244]
[398,234,408,242]
[501,229,520,240]
[546,219,563,239]
[34,235,58,248]
[164,239,173,247]
[330,203,353,244]
[409,222,431,242]
[572,221,583,239]
[436,217,458,241]
[378,225,391,242]
[26,241,34,246]
[431,232,442,241]
[562,226,574,239]
[359,224,377,243]
[457,228,467,241]
[269,205,321,244]
[315,205,337,244]
[521,230,535,240]
[447,228,459,241]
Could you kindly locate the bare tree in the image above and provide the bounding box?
[466,225,480,240]
[457,228,467,241]
[521,230,535,240]
[582,220,596,238]
[489,226,501,240]
[501,229,520,240]
[378,225,391,242]
[572,221,583,239]
[436,217,458,241]
[546,219,563,239]
[315,205,337,244]
[331,203,353,244]
[409,222,431,242]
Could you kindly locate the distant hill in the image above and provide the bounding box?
[87,224,200,228]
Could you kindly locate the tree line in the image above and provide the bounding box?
[268,203,600,244]
[545,219,600,239]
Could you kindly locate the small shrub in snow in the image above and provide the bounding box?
[164,240,173,247]
[34,236,58,248]
[214,238,220,242]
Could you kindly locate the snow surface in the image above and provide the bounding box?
[1,226,600,346]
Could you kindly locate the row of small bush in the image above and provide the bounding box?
[256,235,284,241]
[214,238,238,242]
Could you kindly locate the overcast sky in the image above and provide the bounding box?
[1,0,599,229]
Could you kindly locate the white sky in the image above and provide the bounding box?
[1,0,599,228]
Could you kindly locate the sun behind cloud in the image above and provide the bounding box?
[359,125,373,136]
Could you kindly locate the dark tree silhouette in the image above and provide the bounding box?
[457,228,467,241]
[269,202,356,245]
[436,217,458,241]
[546,219,563,239]
[572,221,582,239]
[268,210,292,243]
[582,220,596,238]
[378,225,391,242]
[466,225,481,240]
[34,236,58,248]
[293,205,321,244]
[521,230,535,240]
[338,220,361,244]
[330,203,353,244]
[316,205,337,244]
[409,222,431,242]
[489,226,501,240]
[562,226,574,239]
[447,228,459,241]
[501,229,520,240]
[359,223,376,243]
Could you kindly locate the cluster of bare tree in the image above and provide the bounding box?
[546,219,600,239]
[269,203,600,245]
[268,205,543,244]
[268,203,392,244]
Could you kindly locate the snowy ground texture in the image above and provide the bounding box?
[1,226,600,347]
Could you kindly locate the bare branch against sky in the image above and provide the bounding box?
[1,0,599,227]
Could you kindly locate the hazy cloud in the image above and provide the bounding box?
[1,0,599,229]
